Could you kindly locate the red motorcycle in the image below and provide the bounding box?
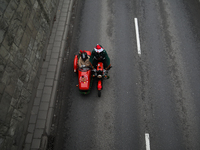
[73,50,109,97]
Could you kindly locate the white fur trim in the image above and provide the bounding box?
[94,48,104,53]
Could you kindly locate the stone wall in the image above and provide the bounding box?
[0,0,58,149]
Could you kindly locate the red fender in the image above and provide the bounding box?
[97,80,102,90]
[74,55,78,72]
[85,51,91,56]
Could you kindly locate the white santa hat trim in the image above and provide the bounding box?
[94,48,104,53]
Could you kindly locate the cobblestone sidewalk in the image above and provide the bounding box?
[23,0,74,149]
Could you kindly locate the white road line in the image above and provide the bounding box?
[145,133,151,150]
[134,18,141,55]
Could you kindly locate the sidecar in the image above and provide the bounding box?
[74,50,93,94]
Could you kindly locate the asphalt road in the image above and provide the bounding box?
[52,0,200,149]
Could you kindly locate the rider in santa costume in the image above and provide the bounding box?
[89,44,111,70]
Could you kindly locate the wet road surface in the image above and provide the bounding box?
[51,0,200,149]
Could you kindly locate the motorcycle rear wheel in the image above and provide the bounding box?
[98,90,101,97]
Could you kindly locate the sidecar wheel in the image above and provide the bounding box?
[98,90,101,97]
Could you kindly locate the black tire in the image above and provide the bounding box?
[98,90,101,97]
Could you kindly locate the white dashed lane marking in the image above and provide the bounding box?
[134,18,141,56]
[145,133,151,150]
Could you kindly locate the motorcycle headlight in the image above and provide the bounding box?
[97,75,102,78]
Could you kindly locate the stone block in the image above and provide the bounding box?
[2,29,15,51]
[13,24,24,47]
[60,12,67,17]
[29,114,37,124]
[41,94,50,102]
[17,98,29,114]
[39,102,49,111]
[47,43,53,51]
[33,12,41,30]
[21,87,31,98]
[7,118,19,136]
[39,75,46,83]
[36,89,42,98]
[27,9,36,32]
[17,88,31,114]
[22,58,32,74]
[5,61,19,80]
[0,29,6,44]
[28,37,35,50]
[12,51,24,69]
[46,49,52,56]
[32,59,40,72]
[25,133,33,143]
[31,139,41,149]
[28,124,35,133]
[51,52,59,59]
[36,119,45,129]
[49,58,57,65]
[37,83,44,90]
[0,56,6,79]
[45,55,50,62]
[47,72,55,79]
[54,35,62,42]
[41,68,47,75]
[15,1,26,19]
[0,1,9,13]
[20,28,31,51]
[52,46,60,53]
[33,129,43,138]
[4,1,18,22]
[10,97,18,108]
[32,39,39,53]
[48,65,56,72]
[56,30,64,36]
[43,87,52,94]
[31,106,39,115]
[0,82,6,95]
[45,79,54,86]
[53,41,61,47]
[27,69,37,93]
[5,79,17,97]
[1,71,11,86]
[18,68,29,86]
[5,106,14,125]
[25,47,32,61]
[42,61,48,69]
[21,6,31,29]
[0,44,10,60]
[29,51,36,64]
[33,97,41,106]
[0,92,12,122]
[38,110,47,120]
[12,79,23,99]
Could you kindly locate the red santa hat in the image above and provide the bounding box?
[94,44,104,53]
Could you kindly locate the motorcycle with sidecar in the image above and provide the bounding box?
[73,50,109,97]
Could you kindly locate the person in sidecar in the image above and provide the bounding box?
[89,44,111,70]
[78,50,90,68]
